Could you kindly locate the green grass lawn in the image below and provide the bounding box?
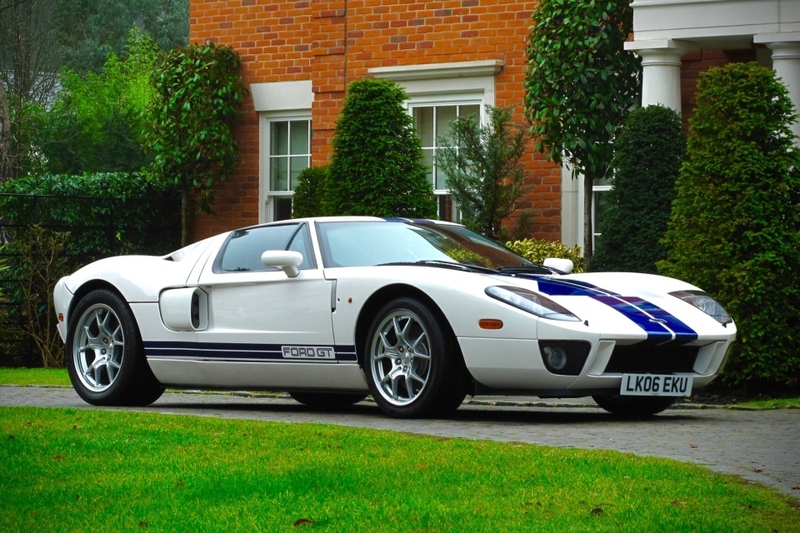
[1,406,799,533]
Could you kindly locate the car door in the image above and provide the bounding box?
[195,222,337,362]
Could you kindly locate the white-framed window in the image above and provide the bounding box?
[261,112,311,222]
[252,81,314,223]
[409,100,482,220]
[369,60,502,222]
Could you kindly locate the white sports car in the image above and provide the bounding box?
[54,217,736,418]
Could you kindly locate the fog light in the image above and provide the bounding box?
[538,340,591,376]
[543,346,567,370]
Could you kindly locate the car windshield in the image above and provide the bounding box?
[316,220,532,269]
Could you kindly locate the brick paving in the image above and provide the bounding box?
[1,385,798,501]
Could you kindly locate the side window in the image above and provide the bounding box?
[214,224,314,273]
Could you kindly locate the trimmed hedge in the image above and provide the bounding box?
[0,173,180,260]
[325,79,436,218]
[658,63,800,389]
[590,105,684,274]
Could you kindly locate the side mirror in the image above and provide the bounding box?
[543,258,574,274]
[261,250,303,278]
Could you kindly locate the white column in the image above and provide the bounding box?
[757,39,800,143]
[625,40,692,114]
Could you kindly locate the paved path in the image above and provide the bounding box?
[1,386,798,501]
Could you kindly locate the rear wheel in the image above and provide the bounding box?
[289,392,367,408]
[592,395,676,417]
[365,297,468,418]
[66,289,164,406]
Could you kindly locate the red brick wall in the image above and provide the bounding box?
[189,0,562,242]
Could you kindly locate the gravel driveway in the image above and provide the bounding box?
[1,386,798,501]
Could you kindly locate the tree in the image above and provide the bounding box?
[325,79,436,218]
[144,42,248,246]
[524,0,640,260]
[53,0,188,75]
[435,105,527,240]
[659,62,800,389]
[0,0,61,181]
[590,105,684,273]
[39,28,160,174]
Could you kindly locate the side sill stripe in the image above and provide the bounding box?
[144,341,358,363]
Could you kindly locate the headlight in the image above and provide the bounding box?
[670,290,733,325]
[486,286,581,322]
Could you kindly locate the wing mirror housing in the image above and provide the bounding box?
[261,250,303,278]
[543,258,574,274]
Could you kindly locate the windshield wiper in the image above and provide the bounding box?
[495,265,556,275]
[379,260,496,273]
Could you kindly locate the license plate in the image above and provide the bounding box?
[619,374,693,397]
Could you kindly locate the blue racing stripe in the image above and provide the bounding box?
[532,277,697,344]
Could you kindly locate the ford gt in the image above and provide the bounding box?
[54,217,736,418]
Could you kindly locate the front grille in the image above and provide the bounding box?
[605,343,699,374]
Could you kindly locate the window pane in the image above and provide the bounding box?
[271,157,288,191]
[275,197,293,221]
[290,120,309,155]
[460,104,480,120]
[435,161,449,190]
[436,106,458,140]
[421,148,434,185]
[413,107,434,147]
[271,122,288,155]
[290,156,309,190]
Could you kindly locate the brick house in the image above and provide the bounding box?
[188,0,800,247]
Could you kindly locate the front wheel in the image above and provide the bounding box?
[592,395,676,417]
[66,289,164,406]
[365,297,469,418]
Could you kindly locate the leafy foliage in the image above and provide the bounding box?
[292,166,329,218]
[658,62,800,389]
[4,225,69,368]
[0,173,180,367]
[38,28,160,174]
[53,0,188,75]
[591,105,684,273]
[524,0,640,258]
[435,106,527,240]
[325,79,436,218]
[145,42,248,244]
[506,239,585,273]
[0,173,180,259]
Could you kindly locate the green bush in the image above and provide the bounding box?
[591,105,684,273]
[658,62,800,389]
[292,166,328,218]
[325,78,436,218]
[506,239,585,273]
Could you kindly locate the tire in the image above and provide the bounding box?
[365,297,469,418]
[289,392,368,408]
[592,395,676,417]
[66,289,164,406]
